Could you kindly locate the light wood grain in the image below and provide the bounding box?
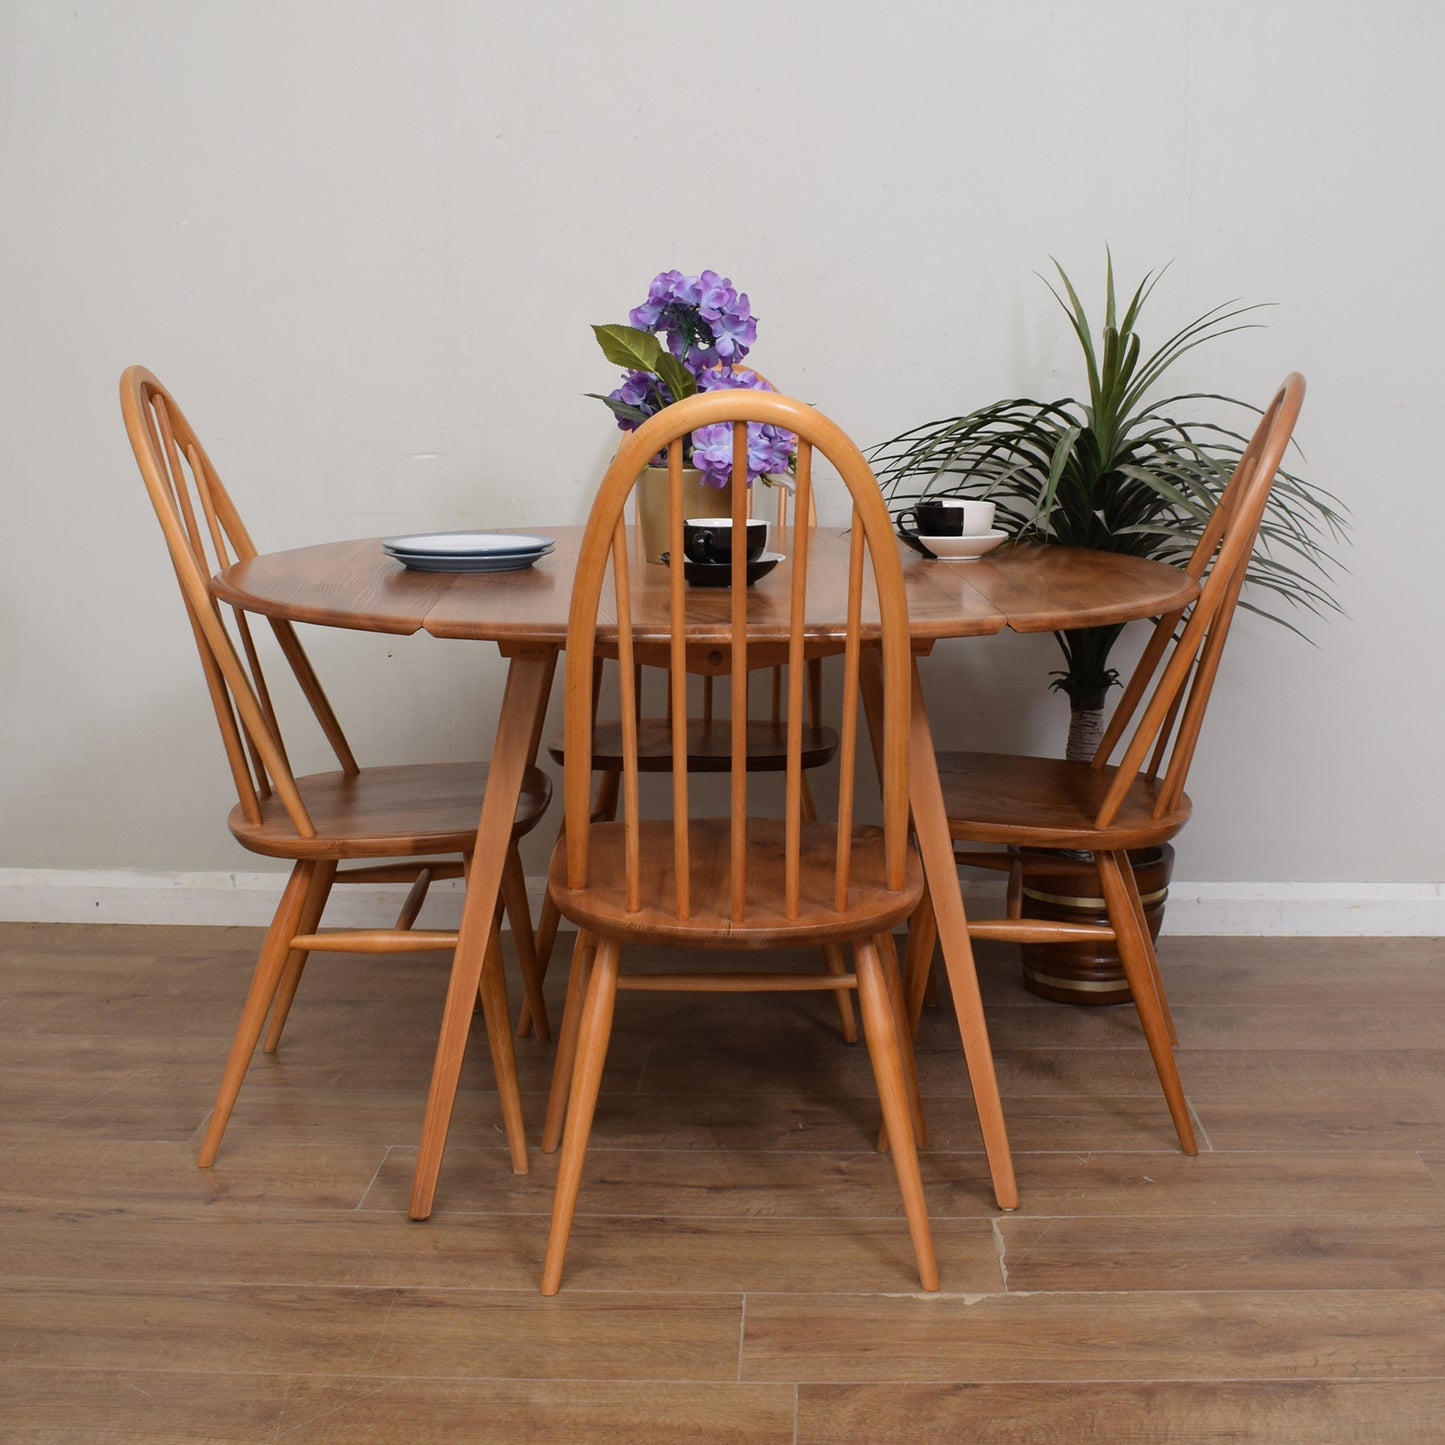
[742,1288,1445,1382]
[795,1382,1445,1445]
[539,392,940,1294]
[119,367,553,1177]
[999,1213,1445,1291]
[0,1280,746,1380]
[213,532,1195,650]
[935,376,1306,1158]
[209,455,1200,1227]
[3,923,1444,1442]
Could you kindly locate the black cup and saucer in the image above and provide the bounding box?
[659,518,783,587]
[895,498,1002,559]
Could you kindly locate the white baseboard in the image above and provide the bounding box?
[0,868,1440,936]
[0,869,478,930]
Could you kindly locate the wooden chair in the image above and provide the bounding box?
[927,373,1307,1154]
[525,437,854,1041]
[538,389,936,1295]
[119,366,552,1170]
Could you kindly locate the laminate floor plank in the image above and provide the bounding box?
[641,1037,1445,1102]
[911,1046,1445,1101]
[981,1149,1445,1219]
[742,1289,1445,1382]
[0,1137,398,1210]
[272,1376,798,1444]
[362,1143,1006,1219]
[0,1366,286,1444]
[1195,1094,1445,1151]
[1157,1004,1445,1051]
[1172,1049,1445,1099]
[795,1380,1445,1444]
[536,1213,1002,1294]
[999,1213,1445,1291]
[0,1280,745,1381]
[0,1203,1002,1295]
[513,1087,1185,1153]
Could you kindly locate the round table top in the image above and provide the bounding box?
[213,527,1199,647]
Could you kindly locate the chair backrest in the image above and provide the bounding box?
[1091,373,1307,826]
[564,389,912,923]
[627,365,816,729]
[119,366,357,839]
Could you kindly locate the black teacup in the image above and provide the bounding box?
[683,517,768,565]
[896,499,966,537]
[895,498,996,538]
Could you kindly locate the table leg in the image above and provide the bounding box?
[861,647,1018,1212]
[409,648,558,1221]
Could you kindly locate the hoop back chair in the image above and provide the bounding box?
[935,373,1307,1154]
[527,404,850,1041]
[539,389,935,1294]
[119,366,552,1171]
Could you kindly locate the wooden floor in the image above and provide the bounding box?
[2,922,1443,1442]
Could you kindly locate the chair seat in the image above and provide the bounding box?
[936,750,1192,853]
[548,817,923,948]
[230,761,553,860]
[548,717,839,773]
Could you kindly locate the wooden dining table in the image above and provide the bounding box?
[214,526,1199,1219]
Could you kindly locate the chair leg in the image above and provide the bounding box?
[901,888,939,1038]
[477,897,530,1173]
[198,861,315,1166]
[1005,853,1024,918]
[800,771,819,824]
[541,935,621,1295]
[502,846,550,1042]
[821,943,859,1044]
[855,935,939,1292]
[592,769,621,823]
[1121,853,1179,1048]
[393,864,436,931]
[878,930,928,1149]
[525,890,563,1033]
[262,859,337,1054]
[1097,851,1197,1155]
[542,929,597,1153]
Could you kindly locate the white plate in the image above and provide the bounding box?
[381,531,554,559]
[387,550,551,574]
[916,530,1008,561]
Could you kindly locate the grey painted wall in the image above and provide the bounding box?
[2,0,1439,887]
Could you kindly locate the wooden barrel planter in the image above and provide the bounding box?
[1017,844,1174,1005]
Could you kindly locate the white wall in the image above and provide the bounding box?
[2,1,1441,912]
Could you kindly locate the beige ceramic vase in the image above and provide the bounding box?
[636,465,732,563]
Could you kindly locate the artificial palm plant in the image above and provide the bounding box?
[870,257,1347,760]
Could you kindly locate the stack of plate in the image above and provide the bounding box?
[381,532,555,574]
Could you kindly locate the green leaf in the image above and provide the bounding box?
[592,323,664,373]
[585,393,651,426]
[654,353,697,403]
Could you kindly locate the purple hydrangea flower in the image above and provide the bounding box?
[694,270,757,363]
[690,369,796,488]
[606,369,674,432]
[598,269,778,472]
[628,270,691,331]
[628,268,756,372]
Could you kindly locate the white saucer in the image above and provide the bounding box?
[916,530,1007,561]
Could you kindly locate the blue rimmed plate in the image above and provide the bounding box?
[382,531,555,572]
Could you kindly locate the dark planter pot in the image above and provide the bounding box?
[1018,844,1175,1005]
